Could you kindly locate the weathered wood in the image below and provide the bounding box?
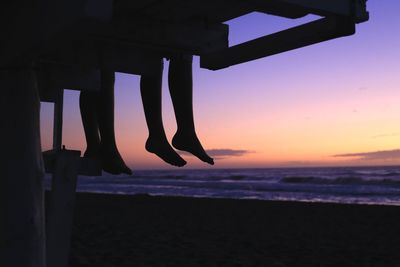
[35,0,367,75]
[114,0,251,23]
[114,0,305,23]
[46,149,80,267]
[110,20,229,55]
[43,149,102,176]
[201,17,355,70]
[0,70,46,267]
[114,0,368,24]
[1,1,369,267]
[39,37,101,71]
[100,41,164,75]
[85,0,113,21]
[52,90,64,151]
[38,65,101,101]
[39,20,228,75]
[251,0,369,23]
[0,0,110,68]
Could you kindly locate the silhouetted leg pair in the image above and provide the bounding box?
[80,70,132,175]
[80,57,213,172]
[141,56,214,166]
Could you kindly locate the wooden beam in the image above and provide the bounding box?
[38,64,101,101]
[111,20,229,55]
[201,17,355,70]
[43,150,102,176]
[252,0,369,23]
[52,90,63,150]
[255,3,309,19]
[85,0,113,21]
[113,0,247,22]
[46,149,80,267]
[100,41,163,75]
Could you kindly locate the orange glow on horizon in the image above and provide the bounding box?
[40,3,400,170]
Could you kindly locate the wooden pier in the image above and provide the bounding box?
[0,1,368,266]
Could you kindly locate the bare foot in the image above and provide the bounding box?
[101,146,132,175]
[172,132,214,165]
[145,136,186,167]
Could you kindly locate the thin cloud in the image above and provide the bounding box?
[179,149,253,159]
[206,149,252,157]
[371,133,400,139]
[358,86,368,91]
[333,149,400,160]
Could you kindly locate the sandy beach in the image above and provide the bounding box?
[67,193,400,267]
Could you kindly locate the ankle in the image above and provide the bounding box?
[100,142,118,153]
[175,128,196,138]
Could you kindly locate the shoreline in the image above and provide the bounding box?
[74,190,400,207]
[67,192,400,266]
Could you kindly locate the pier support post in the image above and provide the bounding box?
[0,69,46,267]
[46,149,80,267]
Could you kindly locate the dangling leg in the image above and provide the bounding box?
[97,70,132,174]
[80,91,101,158]
[141,59,186,167]
[169,56,214,165]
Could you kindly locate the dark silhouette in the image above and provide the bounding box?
[80,56,214,169]
[141,56,214,166]
[140,59,186,167]
[80,70,132,175]
[2,2,369,267]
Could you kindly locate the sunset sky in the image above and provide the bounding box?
[40,1,400,169]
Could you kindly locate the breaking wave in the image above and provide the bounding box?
[44,166,400,206]
[280,176,400,186]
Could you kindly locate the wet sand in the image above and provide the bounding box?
[68,193,400,267]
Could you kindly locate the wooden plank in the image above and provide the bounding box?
[46,149,80,267]
[115,0,250,23]
[0,0,113,67]
[201,17,355,70]
[112,20,228,55]
[38,21,227,76]
[38,0,367,75]
[85,0,113,21]
[115,0,367,23]
[40,37,100,70]
[37,64,101,99]
[252,0,369,23]
[253,1,309,18]
[43,150,102,176]
[52,91,63,150]
[100,41,163,75]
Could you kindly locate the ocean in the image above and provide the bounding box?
[49,166,400,206]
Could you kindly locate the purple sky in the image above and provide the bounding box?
[41,1,400,169]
